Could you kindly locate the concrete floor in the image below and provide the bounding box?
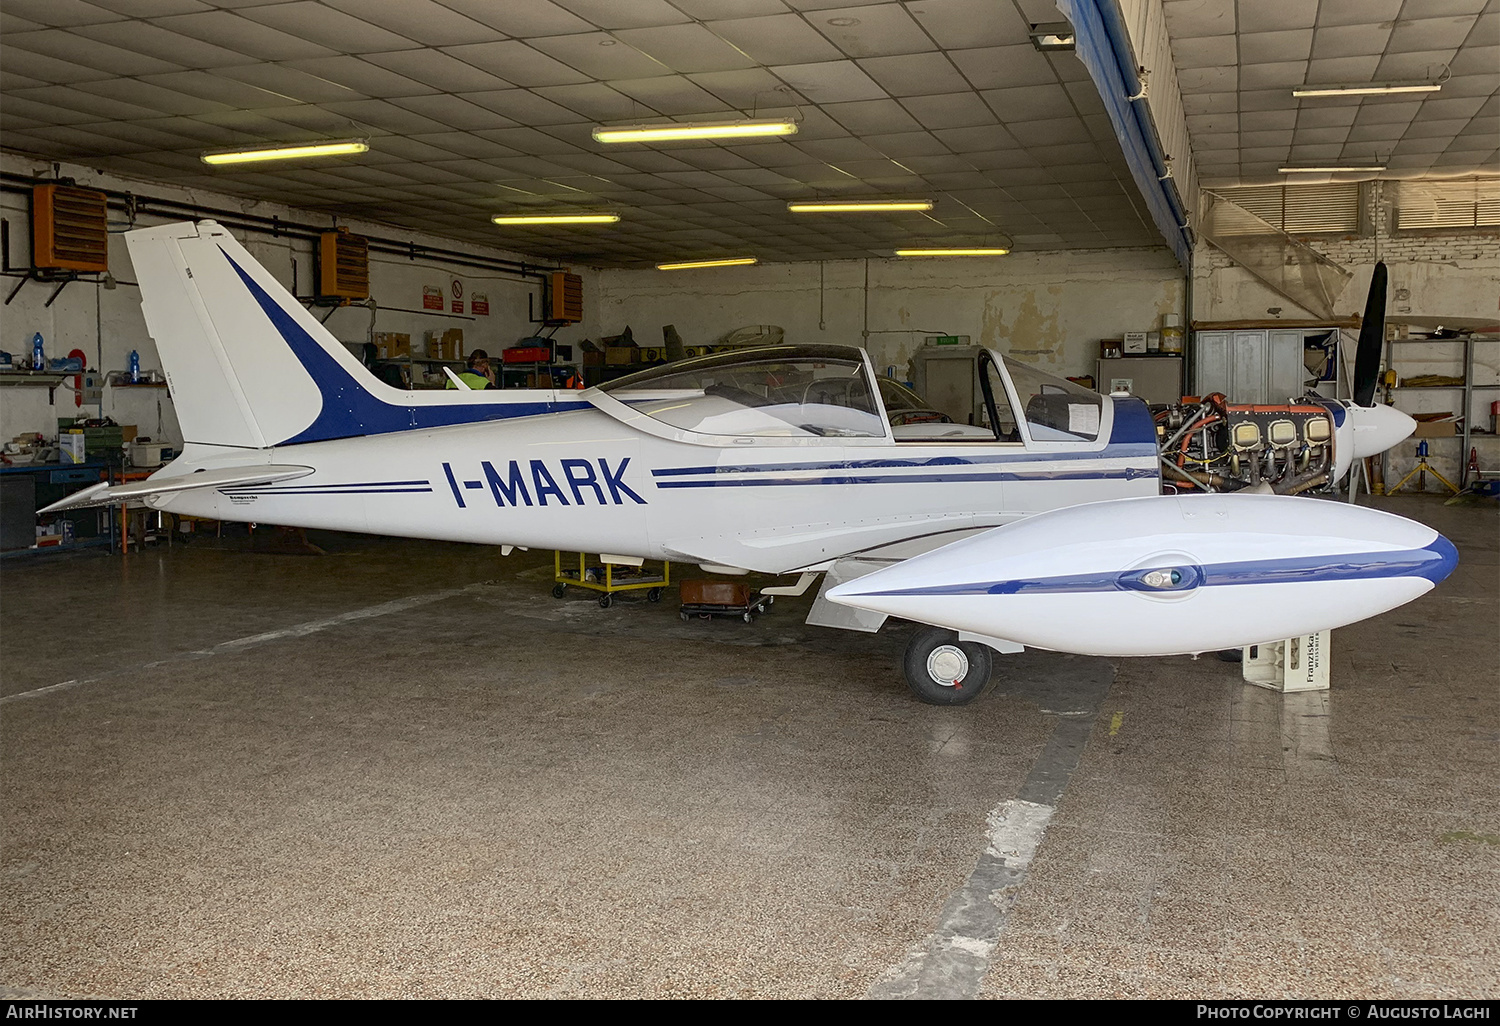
[1,495,1496,999]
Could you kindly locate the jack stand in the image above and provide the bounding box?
[1388,439,1460,496]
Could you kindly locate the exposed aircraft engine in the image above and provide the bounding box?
[1156,393,1335,495]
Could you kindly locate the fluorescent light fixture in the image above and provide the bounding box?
[593,119,797,144]
[1292,81,1441,97]
[202,140,368,165]
[788,199,934,213]
[895,248,1010,257]
[492,213,620,225]
[1279,165,1386,173]
[1029,22,1076,51]
[656,257,759,271]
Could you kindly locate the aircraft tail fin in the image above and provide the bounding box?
[125,221,386,449]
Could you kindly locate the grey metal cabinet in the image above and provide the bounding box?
[1194,329,1310,403]
[1097,356,1183,404]
[909,344,984,425]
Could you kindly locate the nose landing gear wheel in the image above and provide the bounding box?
[903,626,993,705]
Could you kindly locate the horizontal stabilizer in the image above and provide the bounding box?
[39,465,314,514]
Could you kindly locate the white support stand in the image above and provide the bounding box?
[1346,458,1368,504]
[1242,631,1331,692]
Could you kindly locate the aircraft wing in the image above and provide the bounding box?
[38,465,314,514]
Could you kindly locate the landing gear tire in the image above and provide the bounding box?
[551,584,567,599]
[902,626,992,706]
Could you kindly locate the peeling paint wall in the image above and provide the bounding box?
[588,246,1184,383]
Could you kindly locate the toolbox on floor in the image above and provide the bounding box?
[678,579,772,623]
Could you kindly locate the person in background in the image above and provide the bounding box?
[449,350,495,390]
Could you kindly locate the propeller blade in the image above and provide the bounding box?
[1352,261,1387,407]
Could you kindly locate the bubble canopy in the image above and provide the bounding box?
[595,344,889,440]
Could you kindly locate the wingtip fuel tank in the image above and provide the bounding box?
[826,494,1457,658]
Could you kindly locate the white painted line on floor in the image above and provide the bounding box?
[985,798,1056,865]
[1,583,489,705]
[867,799,1057,996]
[867,669,1111,1000]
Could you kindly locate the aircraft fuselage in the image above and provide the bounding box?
[154,401,1161,575]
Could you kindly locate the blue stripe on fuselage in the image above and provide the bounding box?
[219,249,585,445]
[650,446,1158,478]
[654,467,1158,488]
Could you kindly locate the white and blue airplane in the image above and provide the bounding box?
[46,221,1454,704]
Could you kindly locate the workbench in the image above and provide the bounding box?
[0,459,111,556]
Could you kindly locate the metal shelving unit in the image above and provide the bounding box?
[1390,334,1499,487]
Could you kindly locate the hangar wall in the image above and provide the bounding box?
[587,246,1186,382]
[0,153,587,449]
[1193,183,1500,491]
[1194,188,1500,328]
[1193,184,1500,415]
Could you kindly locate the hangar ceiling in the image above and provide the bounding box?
[1165,0,1498,186]
[0,0,1494,267]
[0,0,1158,265]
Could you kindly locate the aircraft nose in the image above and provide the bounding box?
[1349,402,1416,460]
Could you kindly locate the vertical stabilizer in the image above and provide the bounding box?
[126,221,343,447]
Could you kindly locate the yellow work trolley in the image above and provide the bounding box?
[552,551,671,608]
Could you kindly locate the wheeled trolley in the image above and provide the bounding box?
[552,551,670,608]
[678,579,773,623]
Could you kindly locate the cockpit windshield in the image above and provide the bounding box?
[598,345,886,438]
[1003,357,1104,442]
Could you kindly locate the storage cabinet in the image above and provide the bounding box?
[1193,329,1313,403]
[909,344,984,425]
[1097,356,1183,404]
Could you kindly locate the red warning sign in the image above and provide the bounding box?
[471,292,489,316]
[422,285,443,311]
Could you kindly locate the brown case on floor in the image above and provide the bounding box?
[679,579,752,606]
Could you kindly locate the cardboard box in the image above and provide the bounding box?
[680,580,752,607]
[605,346,637,365]
[440,328,464,361]
[1243,630,1330,693]
[60,432,86,464]
[1413,419,1456,437]
[372,332,411,359]
[582,351,605,367]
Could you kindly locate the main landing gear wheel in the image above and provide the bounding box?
[903,626,993,706]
